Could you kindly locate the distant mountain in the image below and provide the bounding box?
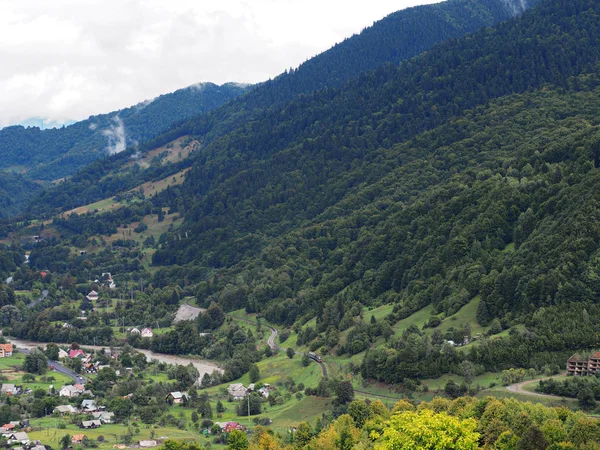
[0,82,249,181]
[17,118,76,130]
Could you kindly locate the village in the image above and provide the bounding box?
[0,330,322,450]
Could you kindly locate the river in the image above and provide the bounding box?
[6,336,223,381]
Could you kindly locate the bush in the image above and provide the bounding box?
[200,420,214,428]
[279,330,290,343]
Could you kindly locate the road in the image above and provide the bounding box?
[506,375,565,400]
[226,314,278,351]
[17,347,86,385]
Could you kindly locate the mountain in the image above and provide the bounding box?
[24,0,541,217]
[132,0,600,375]
[0,82,249,182]
[10,0,600,379]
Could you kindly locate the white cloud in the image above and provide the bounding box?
[102,116,127,155]
[0,0,440,128]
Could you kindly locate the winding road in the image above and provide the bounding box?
[12,323,558,404]
[506,375,566,400]
[225,314,278,351]
[18,347,86,385]
[226,315,406,400]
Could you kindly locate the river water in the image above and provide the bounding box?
[7,336,223,380]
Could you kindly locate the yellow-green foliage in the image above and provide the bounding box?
[375,409,479,450]
[159,396,600,449]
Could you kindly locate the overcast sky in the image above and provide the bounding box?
[0,0,440,129]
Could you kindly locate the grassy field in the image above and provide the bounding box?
[89,209,183,250]
[422,372,503,391]
[124,137,198,170]
[0,354,72,391]
[392,305,434,337]
[429,296,490,338]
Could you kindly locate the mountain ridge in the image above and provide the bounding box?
[0,82,249,182]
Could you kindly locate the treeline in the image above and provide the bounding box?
[537,377,600,405]
[162,395,600,449]
[362,303,600,383]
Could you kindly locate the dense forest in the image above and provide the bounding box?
[145,0,600,319]
[21,0,540,218]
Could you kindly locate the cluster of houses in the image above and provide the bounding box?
[54,399,115,429]
[227,383,274,400]
[214,422,246,433]
[0,421,49,450]
[130,327,154,338]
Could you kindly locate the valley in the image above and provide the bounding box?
[1,0,600,448]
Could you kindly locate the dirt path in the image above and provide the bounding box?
[506,375,565,400]
[226,314,278,351]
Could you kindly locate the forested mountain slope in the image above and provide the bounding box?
[233,0,541,107]
[152,0,600,272]
[24,0,539,217]
[0,173,42,218]
[0,82,248,181]
[11,0,600,380]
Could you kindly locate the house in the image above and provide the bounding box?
[139,440,158,448]
[567,351,600,376]
[92,412,114,424]
[166,392,185,404]
[227,384,248,400]
[80,420,101,429]
[31,445,46,450]
[8,432,30,445]
[86,290,99,301]
[1,384,18,395]
[83,363,97,374]
[58,349,69,359]
[130,328,141,334]
[211,421,246,433]
[69,349,85,359]
[247,383,255,392]
[0,344,13,357]
[72,434,86,444]
[141,328,153,338]
[257,387,270,398]
[80,399,98,413]
[1,424,15,432]
[59,385,84,398]
[54,405,78,415]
